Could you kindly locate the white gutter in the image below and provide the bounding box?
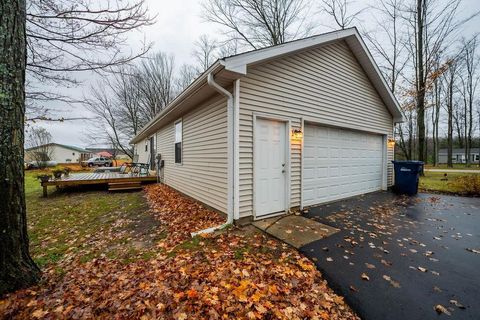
[191,73,235,236]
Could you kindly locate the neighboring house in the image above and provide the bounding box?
[85,148,131,160]
[438,148,480,164]
[131,28,404,222]
[25,143,91,164]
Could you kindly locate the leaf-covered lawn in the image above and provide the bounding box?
[1,175,358,319]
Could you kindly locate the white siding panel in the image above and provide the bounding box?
[156,96,228,213]
[135,138,151,164]
[239,40,394,218]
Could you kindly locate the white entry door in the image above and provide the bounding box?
[303,124,384,207]
[254,118,287,217]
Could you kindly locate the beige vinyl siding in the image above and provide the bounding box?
[239,40,394,218]
[156,95,228,213]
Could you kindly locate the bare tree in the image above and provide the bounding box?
[176,64,200,93]
[364,0,408,93]
[136,53,176,120]
[1,0,41,294]
[217,38,240,58]
[362,0,411,159]
[444,58,458,167]
[321,0,364,29]
[202,0,314,49]
[85,52,177,156]
[404,0,479,162]
[85,69,140,158]
[25,0,154,120]
[194,34,219,71]
[459,36,480,165]
[429,54,449,166]
[25,127,54,168]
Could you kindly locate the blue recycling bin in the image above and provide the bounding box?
[392,161,424,195]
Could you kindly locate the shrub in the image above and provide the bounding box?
[450,175,480,196]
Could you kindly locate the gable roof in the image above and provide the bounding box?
[26,143,89,153]
[131,28,404,144]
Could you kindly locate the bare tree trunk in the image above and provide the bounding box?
[408,110,414,160]
[0,0,40,294]
[416,0,426,163]
[447,68,455,168]
[432,76,441,166]
[453,110,465,148]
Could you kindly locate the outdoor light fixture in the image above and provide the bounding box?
[388,138,396,147]
[292,129,303,140]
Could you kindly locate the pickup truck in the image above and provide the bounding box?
[81,157,113,167]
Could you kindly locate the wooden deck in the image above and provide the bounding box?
[41,172,157,196]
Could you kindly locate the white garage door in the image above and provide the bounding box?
[303,124,384,207]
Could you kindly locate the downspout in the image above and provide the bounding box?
[191,73,235,236]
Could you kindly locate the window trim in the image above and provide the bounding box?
[174,119,183,165]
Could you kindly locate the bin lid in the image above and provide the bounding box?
[391,160,424,165]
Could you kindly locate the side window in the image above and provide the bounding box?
[145,141,148,152]
[175,120,182,164]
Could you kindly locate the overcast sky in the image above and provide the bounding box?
[32,0,480,148]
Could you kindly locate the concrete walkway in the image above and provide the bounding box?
[252,215,339,248]
[425,168,480,173]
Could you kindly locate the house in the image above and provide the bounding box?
[25,143,91,164]
[131,28,404,223]
[438,148,480,164]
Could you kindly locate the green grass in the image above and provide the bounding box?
[419,171,480,193]
[25,170,160,270]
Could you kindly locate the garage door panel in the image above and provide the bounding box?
[303,124,384,207]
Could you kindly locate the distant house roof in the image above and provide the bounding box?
[131,27,405,144]
[26,143,89,153]
[438,148,480,155]
[97,151,113,157]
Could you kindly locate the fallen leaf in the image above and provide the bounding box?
[32,309,48,319]
[449,300,465,309]
[361,273,370,281]
[381,259,392,267]
[326,257,333,262]
[365,263,376,269]
[382,275,400,288]
[466,248,480,254]
[186,288,198,299]
[434,304,451,316]
[417,267,428,272]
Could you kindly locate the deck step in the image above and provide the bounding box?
[108,181,142,191]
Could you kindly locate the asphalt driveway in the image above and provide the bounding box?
[299,192,480,320]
